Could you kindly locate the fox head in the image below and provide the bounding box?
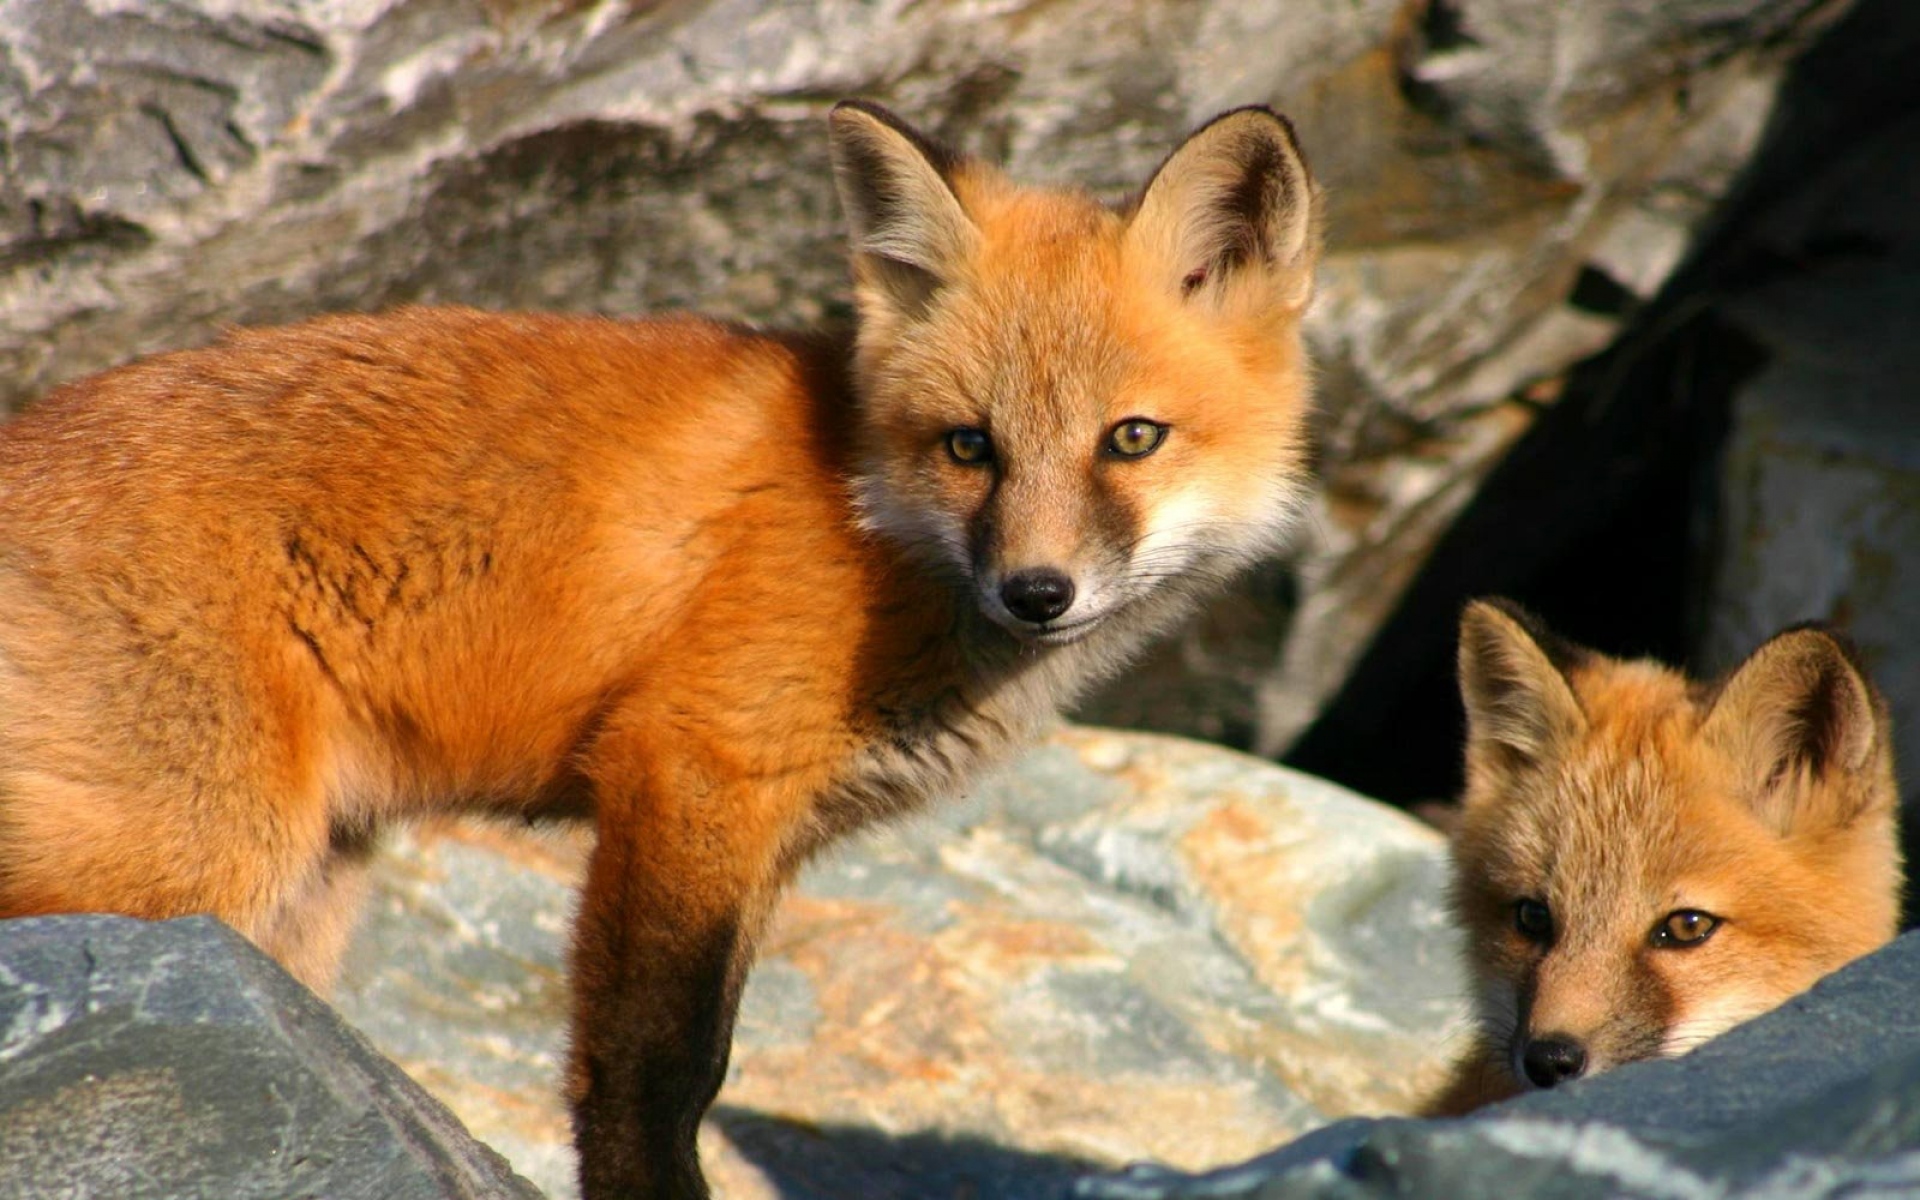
[826,101,1320,646]
[1450,599,1903,1092]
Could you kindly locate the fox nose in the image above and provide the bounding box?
[1000,569,1076,624]
[1522,1035,1588,1088]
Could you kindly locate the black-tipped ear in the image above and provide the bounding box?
[828,101,978,320]
[1458,599,1587,797]
[1127,106,1321,316]
[1700,626,1886,835]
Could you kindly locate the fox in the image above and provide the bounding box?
[1428,598,1904,1113]
[0,102,1321,1198]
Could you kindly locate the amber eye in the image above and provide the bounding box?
[1513,898,1553,943]
[1107,419,1168,459]
[1651,909,1720,948]
[946,427,993,465]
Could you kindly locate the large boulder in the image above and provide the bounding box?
[1699,102,1920,883]
[333,727,1467,1199]
[1267,0,1920,827]
[1081,930,1920,1200]
[0,914,540,1199]
[0,0,1847,754]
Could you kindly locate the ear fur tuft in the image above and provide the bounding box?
[827,101,978,321]
[1126,106,1322,317]
[1700,625,1888,835]
[1457,599,1587,797]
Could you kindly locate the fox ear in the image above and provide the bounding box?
[1457,600,1587,798]
[1127,106,1321,318]
[1699,626,1886,835]
[828,101,979,322]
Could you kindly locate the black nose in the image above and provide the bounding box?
[1000,569,1075,624]
[1522,1035,1588,1088]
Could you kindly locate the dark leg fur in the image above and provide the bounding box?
[566,766,787,1200]
[570,902,749,1199]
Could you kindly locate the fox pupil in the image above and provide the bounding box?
[1655,909,1719,947]
[1514,898,1553,942]
[946,427,992,465]
[1108,419,1167,458]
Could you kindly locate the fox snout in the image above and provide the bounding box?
[1518,1033,1588,1088]
[983,561,1099,643]
[998,567,1075,627]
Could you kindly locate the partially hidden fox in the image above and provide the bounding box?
[0,102,1322,1198]
[1429,598,1904,1113]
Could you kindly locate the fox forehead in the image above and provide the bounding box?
[893,205,1138,410]
[1464,713,1769,927]
[878,229,1268,440]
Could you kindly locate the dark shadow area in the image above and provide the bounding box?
[1286,310,1758,804]
[1283,0,1920,919]
[710,1105,1100,1200]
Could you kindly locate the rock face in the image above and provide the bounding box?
[0,914,540,1200]
[1273,0,1920,848]
[1698,63,1920,878]
[0,0,1847,754]
[1080,930,1920,1200]
[332,727,1468,1200]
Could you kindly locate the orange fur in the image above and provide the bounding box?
[1429,599,1904,1112]
[0,103,1321,1199]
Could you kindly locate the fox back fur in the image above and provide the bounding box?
[1432,599,1903,1111]
[0,102,1322,1198]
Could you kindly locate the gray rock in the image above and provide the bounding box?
[1701,105,1920,865]
[0,913,541,1200]
[1074,930,1920,1200]
[333,728,1468,1200]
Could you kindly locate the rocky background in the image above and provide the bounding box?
[4,0,1916,844]
[332,730,1467,1198]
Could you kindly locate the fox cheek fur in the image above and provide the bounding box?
[831,101,1321,643]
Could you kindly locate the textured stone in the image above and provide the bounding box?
[0,0,1846,756]
[0,914,541,1200]
[1259,0,1920,814]
[1075,931,1920,1200]
[1701,108,1920,857]
[333,727,1466,1200]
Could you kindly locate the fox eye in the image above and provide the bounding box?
[1107,419,1168,458]
[1652,909,1720,948]
[945,427,993,465]
[1513,898,1553,943]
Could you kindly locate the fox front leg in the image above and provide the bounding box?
[568,888,751,1199]
[566,745,796,1199]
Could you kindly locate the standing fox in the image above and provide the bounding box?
[0,103,1321,1197]
[1432,599,1903,1111]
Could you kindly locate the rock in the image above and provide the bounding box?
[0,0,1847,756]
[1273,0,1920,816]
[0,913,541,1200]
[1700,107,1920,879]
[1075,930,1920,1199]
[332,727,1467,1200]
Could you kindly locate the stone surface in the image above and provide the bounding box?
[1266,0,1920,824]
[333,727,1468,1200]
[0,914,541,1200]
[0,0,1848,756]
[1076,930,1920,1199]
[1701,107,1920,863]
